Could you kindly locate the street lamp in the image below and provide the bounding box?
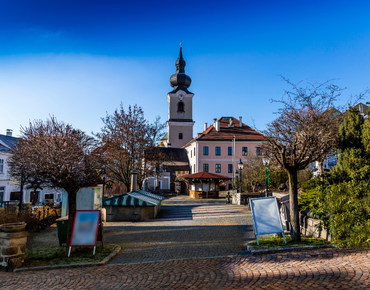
[102,168,107,198]
[262,158,270,197]
[238,159,243,194]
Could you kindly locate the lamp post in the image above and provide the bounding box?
[262,158,270,197]
[102,169,107,198]
[154,164,160,194]
[238,159,243,194]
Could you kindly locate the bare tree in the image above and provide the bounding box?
[263,77,344,241]
[95,104,166,191]
[241,154,265,192]
[9,117,100,253]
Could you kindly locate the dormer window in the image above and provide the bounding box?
[179,133,183,139]
[177,101,184,112]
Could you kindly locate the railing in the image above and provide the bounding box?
[35,207,60,231]
[0,201,19,209]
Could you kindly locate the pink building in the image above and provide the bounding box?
[183,116,264,189]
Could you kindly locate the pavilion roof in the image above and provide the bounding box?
[180,171,231,180]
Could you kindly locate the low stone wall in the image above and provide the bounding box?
[232,193,263,205]
[0,229,29,271]
[280,204,332,242]
[104,204,161,222]
[232,193,241,205]
[299,213,332,242]
[219,190,236,198]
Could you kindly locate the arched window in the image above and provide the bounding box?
[179,133,183,139]
[177,101,184,112]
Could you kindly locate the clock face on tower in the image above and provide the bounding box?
[178,94,184,101]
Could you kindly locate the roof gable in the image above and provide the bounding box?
[0,134,19,151]
[183,117,264,147]
[102,190,165,206]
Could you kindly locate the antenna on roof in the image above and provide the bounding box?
[180,41,182,47]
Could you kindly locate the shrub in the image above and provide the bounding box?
[301,175,321,192]
[315,165,370,247]
[0,208,38,232]
[298,188,320,212]
[297,169,313,188]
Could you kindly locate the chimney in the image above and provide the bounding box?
[204,123,207,131]
[239,116,242,127]
[130,169,138,192]
[216,120,220,132]
[6,129,12,137]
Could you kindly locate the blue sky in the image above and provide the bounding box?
[1,0,369,137]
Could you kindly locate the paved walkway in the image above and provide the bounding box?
[1,249,369,289]
[106,196,254,264]
[1,196,370,289]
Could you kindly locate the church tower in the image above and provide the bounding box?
[164,47,195,148]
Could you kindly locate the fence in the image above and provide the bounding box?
[0,201,19,209]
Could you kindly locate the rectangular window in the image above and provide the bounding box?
[190,150,192,158]
[242,147,248,156]
[215,164,221,173]
[193,164,196,173]
[203,163,209,172]
[0,187,4,202]
[228,147,232,156]
[194,148,195,156]
[203,146,209,155]
[0,159,4,174]
[215,146,221,156]
[256,147,262,156]
[44,194,54,200]
[228,164,233,174]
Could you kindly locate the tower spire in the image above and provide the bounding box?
[169,45,192,91]
[176,46,185,73]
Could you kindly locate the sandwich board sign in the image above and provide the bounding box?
[249,196,286,245]
[69,210,101,257]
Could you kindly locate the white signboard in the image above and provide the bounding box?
[69,210,100,257]
[249,196,286,245]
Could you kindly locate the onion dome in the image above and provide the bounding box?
[170,47,192,89]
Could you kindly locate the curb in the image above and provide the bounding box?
[246,243,334,255]
[14,244,121,272]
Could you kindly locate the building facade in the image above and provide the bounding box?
[0,129,62,205]
[0,130,22,203]
[183,117,265,189]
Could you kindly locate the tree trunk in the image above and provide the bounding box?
[155,173,159,194]
[318,160,324,182]
[66,189,78,255]
[287,169,301,242]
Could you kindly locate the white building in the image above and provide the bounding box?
[0,129,22,203]
[0,129,62,205]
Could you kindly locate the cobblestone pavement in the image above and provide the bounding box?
[106,196,254,264]
[1,248,369,289]
[2,196,369,289]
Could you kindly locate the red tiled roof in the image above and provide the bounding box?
[180,171,231,180]
[183,117,264,147]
